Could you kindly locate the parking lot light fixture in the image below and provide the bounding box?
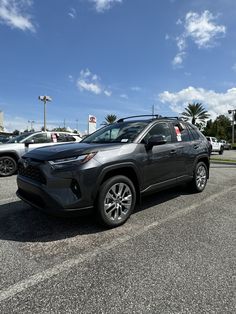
[38,96,52,131]
[228,109,236,146]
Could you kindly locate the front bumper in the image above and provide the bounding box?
[16,159,98,214]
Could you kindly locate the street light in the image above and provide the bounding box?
[228,109,236,146]
[28,120,35,131]
[38,96,52,131]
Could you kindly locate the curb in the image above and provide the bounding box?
[210,160,236,166]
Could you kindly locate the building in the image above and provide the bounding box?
[0,111,4,132]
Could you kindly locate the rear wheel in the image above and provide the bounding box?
[190,161,208,193]
[96,175,136,227]
[0,156,17,177]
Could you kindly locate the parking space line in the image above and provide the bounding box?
[0,185,235,303]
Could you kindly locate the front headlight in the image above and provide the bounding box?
[48,152,97,168]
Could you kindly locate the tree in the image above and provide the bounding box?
[12,130,20,136]
[102,114,117,125]
[203,115,231,140]
[181,103,210,125]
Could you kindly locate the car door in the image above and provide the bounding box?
[24,133,52,152]
[141,122,181,189]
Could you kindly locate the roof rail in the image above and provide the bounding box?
[117,115,162,123]
[117,115,183,123]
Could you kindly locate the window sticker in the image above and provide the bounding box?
[174,126,182,141]
[121,139,129,142]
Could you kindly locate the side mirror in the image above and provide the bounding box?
[147,135,167,147]
[24,139,34,146]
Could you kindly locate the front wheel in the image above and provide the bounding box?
[219,148,224,155]
[190,161,208,193]
[96,175,136,228]
[0,156,17,177]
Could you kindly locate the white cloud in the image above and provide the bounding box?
[172,52,186,66]
[159,86,236,119]
[120,94,128,99]
[77,68,111,96]
[0,0,35,32]
[68,7,77,19]
[78,80,102,95]
[185,11,226,48]
[172,10,226,67]
[104,90,112,97]
[90,0,122,13]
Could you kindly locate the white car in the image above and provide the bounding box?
[0,131,81,177]
[206,136,224,155]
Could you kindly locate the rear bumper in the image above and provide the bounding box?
[16,176,93,214]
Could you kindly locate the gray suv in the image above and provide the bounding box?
[17,116,210,227]
[0,131,81,176]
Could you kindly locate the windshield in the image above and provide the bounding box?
[7,133,33,143]
[82,121,149,144]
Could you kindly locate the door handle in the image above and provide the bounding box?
[170,149,177,155]
[193,144,199,149]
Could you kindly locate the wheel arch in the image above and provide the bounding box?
[195,156,210,179]
[94,163,141,204]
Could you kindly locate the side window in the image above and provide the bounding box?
[174,123,191,142]
[188,125,201,140]
[30,133,50,143]
[143,123,172,143]
[57,133,76,142]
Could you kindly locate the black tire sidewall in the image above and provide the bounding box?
[0,156,17,177]
[97,175,136,227]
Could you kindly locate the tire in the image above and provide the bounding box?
[0,156,17,177]
[219,148,224,155]
[190,161,208,193]
[96,175,136,228]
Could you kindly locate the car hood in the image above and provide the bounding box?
[23,142,124,161]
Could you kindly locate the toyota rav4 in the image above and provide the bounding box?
[17,116,210,227]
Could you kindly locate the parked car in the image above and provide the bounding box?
[0,131,81,176]
[17,116,210,227]
[0,135,11,144]
[206,137,224,155]
[219,140,231,150]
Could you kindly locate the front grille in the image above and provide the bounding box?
[18,163,46,184]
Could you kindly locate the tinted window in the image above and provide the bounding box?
[57,133,76,142]
[143,122,172,143]
[30,133,50,143]
[188,125,201,140]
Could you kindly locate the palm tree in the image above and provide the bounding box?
[103,114,117,125]
[181,103,210,125]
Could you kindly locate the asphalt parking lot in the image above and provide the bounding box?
[0,165,235,313]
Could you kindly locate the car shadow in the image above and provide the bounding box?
[0,185,190,243]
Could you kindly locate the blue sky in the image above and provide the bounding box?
[1,0,236,133]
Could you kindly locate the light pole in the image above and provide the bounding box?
[28,120,35,131]
[38,96,52,131]
[228,109,236,146]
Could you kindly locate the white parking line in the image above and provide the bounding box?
[0,185,235,303]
